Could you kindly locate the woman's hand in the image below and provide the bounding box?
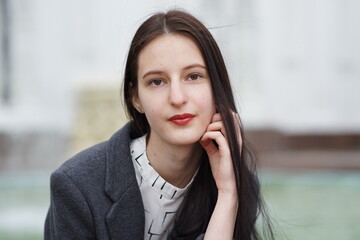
[199,112,242,240]
[199,112,241,195]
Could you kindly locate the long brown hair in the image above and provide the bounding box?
[123,9,274,240]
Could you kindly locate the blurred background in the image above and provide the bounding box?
[0,0,359,239]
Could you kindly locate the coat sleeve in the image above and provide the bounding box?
[44,170,95,239]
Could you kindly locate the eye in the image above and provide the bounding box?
[149,79,165,86]
[187,74,201,81]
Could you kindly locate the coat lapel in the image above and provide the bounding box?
[104,122,145,239]
[106,184,145,240]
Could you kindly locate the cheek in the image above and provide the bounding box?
[141,97,161,114]
[199,94,216,119]
[142,105,160,126]
[203,90,215,111]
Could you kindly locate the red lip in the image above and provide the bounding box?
[169,113,195,125]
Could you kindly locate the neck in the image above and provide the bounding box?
[146,135,202,189]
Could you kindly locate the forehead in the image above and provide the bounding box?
[137,34,205,72]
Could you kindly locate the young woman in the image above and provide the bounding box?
[45,9,273,240]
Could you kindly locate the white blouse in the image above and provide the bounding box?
[130,135,197,240]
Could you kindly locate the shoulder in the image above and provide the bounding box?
[49,141,110,197]
[55,141,108,176]
[51,122,137,188]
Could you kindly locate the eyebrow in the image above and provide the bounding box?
[142,63,207,79]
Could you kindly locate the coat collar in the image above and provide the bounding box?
[104,122,145,239]
[104,121,139,202]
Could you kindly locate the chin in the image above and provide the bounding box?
[168,133,203,146]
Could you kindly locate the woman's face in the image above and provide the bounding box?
[133,33,215,146]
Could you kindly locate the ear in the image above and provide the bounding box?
[130,82,143,113]
[132,95,143,113]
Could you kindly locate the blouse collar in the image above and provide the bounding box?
[130,135,198,199]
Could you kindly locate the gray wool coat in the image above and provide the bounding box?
[44,122,205,240]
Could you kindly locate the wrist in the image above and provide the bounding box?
[218,186,237,198]
[217,191,238,207]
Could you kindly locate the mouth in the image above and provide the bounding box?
[168,113,195,126]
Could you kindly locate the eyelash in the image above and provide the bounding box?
[148,79,165,86]
[147,73,203,87]
[187,73,202,81]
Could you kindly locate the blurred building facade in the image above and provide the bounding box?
[0,0,359,171]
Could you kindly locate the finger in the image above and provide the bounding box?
[212,111,243,150]
[207,121,223,131]
[206,121,226,139]
[199,138,218,156]
[212,113,222,123]
[210,113,225,137]
[200,131,230,156]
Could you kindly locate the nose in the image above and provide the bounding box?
[169,81,187,106]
